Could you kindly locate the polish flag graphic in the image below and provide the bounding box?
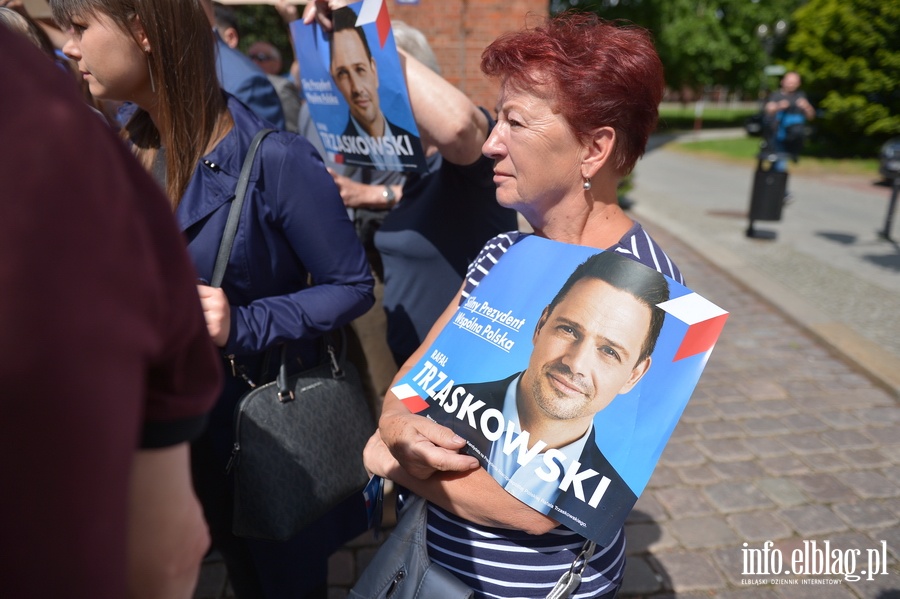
[658,292,729,361]
[356,0,392,49]
[391,383,430,414]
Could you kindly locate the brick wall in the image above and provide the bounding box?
[386,0,548,111]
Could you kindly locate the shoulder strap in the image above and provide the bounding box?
[210,128,274,288]
[546,540,596,599]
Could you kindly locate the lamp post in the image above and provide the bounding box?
[756,20,787,96]
[746,19,788,241]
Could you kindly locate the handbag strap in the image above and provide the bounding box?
[210,128,274,288]
[545,539,596,599]
[275,328,347,403]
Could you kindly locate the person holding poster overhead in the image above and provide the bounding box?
[363,12,685,599]
[302,2,518,368]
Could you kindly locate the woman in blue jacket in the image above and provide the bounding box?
[51,0,375,596]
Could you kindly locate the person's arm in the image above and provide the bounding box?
[213,135,374,355]
[366,429,559,534]
[372,286,560,533]
[376,285,479,479]
[796,94,815,120]
[397,47,488,166]
[329,170,403,209]
[273,0,300,24]
[763,93,782,116]
[126,444,209,599]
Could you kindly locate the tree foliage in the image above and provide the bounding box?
[788,0,900,155]
[231,4,296,68]
[550,0,802,98]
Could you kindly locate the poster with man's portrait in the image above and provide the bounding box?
[391,235,729,546]
[291,0,427,172]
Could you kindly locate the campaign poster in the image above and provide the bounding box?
[390,236,729,547]
[290,0,427,172]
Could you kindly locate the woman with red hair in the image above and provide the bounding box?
[363,11,684,599]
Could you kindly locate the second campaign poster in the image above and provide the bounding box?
[390,235,729,547]
[291,0,427,172]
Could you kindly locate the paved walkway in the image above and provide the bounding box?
[635,130,900,394]
[195,136,899,599]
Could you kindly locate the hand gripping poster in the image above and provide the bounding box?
[390,236,729,547]
[291,0,427,172]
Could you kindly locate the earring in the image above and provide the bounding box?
[583,177,592,191]
[147,54,156,93]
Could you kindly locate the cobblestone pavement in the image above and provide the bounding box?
[195,139,899,599]
[614,222,899,599]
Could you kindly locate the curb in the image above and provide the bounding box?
[631,201,900,400]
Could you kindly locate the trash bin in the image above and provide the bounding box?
[746,151,787,238]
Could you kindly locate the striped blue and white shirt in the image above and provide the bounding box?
[426,223,683,599]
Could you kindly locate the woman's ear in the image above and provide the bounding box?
[131,15,150,53]
[581,126,616,181]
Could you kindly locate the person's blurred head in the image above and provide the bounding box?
[248,40,282,75]
[781,71,801,93]
[2,6,117,123]
[329,6,382,136]
[51,0,226,204]
[0,6,56,56]
[392,20,439,74]
[481,12,663,178]
[212,2,239,48]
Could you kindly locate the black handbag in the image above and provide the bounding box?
[349,494,474,599]
[210,128,376,541]
[229,331,375,540]
[350,486,597,599]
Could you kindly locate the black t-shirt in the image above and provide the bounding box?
[374,115,518,364]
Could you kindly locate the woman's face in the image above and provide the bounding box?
[482,79,585,217]
[62,11,149,103]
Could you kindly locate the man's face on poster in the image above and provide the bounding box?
[522,277,653,423]
[330,28,381,134]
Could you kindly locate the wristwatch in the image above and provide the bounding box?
[382,185,396,208]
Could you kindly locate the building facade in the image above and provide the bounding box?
[388,0,549,111]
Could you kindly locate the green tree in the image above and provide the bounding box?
[549,0,801,99]
[231,4,296,68]
[788,0,900,156]
[712,0,803,96]
[655,2,740,94]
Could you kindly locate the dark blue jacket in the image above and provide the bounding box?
[178,95,374,405]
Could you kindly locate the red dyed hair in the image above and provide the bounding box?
[481,12,664,175]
